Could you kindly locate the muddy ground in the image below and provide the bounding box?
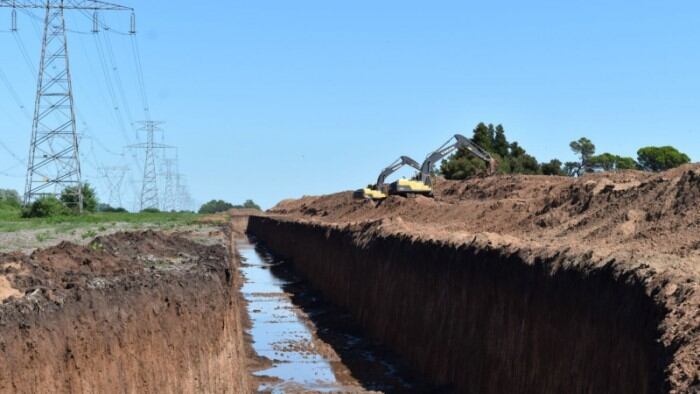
[266,164,700,393]
[0,227,253,393]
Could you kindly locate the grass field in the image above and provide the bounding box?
[0,202,203,233]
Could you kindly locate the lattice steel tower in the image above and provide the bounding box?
[0,0,135,210]
[99,165,128,208]
[129,120,170,211]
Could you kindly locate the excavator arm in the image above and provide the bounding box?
[354,155,422,200]
[419,134,497,185]
[376,156,421,190]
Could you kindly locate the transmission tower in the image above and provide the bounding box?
[0,0,135,210]
[128,121,171,210]
[161,158,175,212]
[99,165,128,208]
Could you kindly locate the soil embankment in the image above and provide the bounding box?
[250,165,700,393]
[0,229,251,393]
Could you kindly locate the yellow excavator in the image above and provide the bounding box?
[354,156,423,200]
[355,134,497,201]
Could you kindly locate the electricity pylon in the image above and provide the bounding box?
[161,158,175,212]
[128,121,171,211]
[99,165,128,208]
[0,0,135,210]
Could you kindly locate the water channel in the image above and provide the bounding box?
[236,237,437,393]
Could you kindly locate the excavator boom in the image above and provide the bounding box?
[376,156,421,190]
[419,134,496,185]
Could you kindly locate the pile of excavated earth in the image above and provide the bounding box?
[267,164,700,392]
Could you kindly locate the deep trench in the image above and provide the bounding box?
[239,237,441,392]
[247,216,670,394]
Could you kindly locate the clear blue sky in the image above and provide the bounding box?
[1,0,699,209]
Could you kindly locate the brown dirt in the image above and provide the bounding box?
[0,229,252,393]
[266,164,700,393]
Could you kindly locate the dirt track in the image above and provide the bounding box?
[0,229,251,393]
[264,164,700,393]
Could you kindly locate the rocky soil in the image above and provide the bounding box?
[266,164,700,393]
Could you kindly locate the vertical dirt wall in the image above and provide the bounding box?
[0,231,250,394]
[248,216,669,394]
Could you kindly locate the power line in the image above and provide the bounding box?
[130,34,150,118]
[0,1,135,211]
[12,30,37,77]
[0,65,32,120]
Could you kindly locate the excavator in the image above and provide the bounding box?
[354,156,424,200]
[355,134,497,200]
[387,134,497,197]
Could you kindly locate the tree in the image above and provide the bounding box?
[541,159,564,176]
[509,153,541,175]
[569,138,596,175]
[241,200,262,210]
[441,123,542,179]
[0,189,21,207]
[637,146,691,172]
[564,162,580,177]
[493,125,509,157]
[615,156,638,170]
[198,199,234,214]
[441,154,487,179]
[472,123,493,152]
[589,153,638,171]
[60,183,98,213]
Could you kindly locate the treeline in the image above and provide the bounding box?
[198,199,262,214]
[441,123,691,179]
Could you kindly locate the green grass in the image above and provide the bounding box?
[81,229,98,239]
[0,206,202,233]
[35,231,52,242]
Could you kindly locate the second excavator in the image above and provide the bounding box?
[354,155,426,200]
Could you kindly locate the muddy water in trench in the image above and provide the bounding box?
[237,237,435,393]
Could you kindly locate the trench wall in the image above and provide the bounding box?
[0,237,249,394]
[248,216,668,394]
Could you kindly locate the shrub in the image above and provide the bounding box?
[21,196,70,218]
[199,200,234,214]
[97,203,128,213]
[141,207,161,213]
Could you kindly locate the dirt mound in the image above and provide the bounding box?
[267,164,700,392]
[269,164,700,264]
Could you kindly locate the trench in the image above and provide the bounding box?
[248,216,670,394]
[237,237,437,393]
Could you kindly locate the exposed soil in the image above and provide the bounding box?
[0,229,252,393]
[264,165,700,393]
